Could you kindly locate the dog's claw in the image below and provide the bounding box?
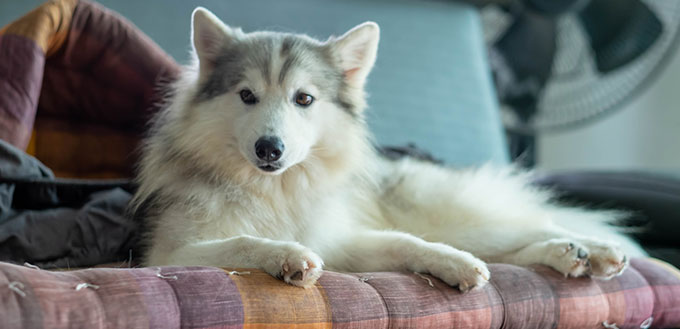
[475,267,489,281]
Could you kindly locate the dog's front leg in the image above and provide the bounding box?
[164,235,324,287]
[332,230,489,292]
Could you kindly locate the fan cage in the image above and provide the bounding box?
[483,1,680,133]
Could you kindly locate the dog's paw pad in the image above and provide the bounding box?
[577,248,588,259]
[289,270,304,281]
[278,250,324,288]
[544,239,592,277]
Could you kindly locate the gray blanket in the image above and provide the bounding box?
[0,140,138,268]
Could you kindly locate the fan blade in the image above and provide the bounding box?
[579,0,663,73]
[491,9,557,121]
[527,0,586,16]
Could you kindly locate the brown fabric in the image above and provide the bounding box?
[31,118,140,178]
[35,0,180,178]
[0,34,44,149]
[0,0,180,178]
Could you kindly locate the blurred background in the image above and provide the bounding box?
[1,0,679,173]
[480,1,680,172]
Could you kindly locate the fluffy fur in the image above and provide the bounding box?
[132,7,645,290]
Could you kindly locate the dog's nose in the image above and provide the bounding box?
[255,136,284,161]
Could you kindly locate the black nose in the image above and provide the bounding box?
[255,136,284,162]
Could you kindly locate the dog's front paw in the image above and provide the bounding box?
[425,249,490,292]
[271,247,324,288]
[582,240,628,279]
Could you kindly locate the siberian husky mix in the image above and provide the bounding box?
[133,7,644,290]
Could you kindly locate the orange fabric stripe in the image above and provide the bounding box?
[225,269,332,328]
[26,130,37,156]
[33,119,139,178]
[0,0,78,55]
[243,324,332,329]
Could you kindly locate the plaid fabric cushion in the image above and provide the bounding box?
[1,258,678,328]
[0,0,179,178]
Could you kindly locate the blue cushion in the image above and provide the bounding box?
[1,0,509,166]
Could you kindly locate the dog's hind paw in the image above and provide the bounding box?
[540,238,628,279]
[580,239,628,279]
[540,239,592,278]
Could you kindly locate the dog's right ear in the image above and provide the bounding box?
[191,7,233,73]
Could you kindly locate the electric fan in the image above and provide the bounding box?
[474,0,680,166]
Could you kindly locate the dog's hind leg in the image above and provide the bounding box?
[483,204,634,279]
[326,230,490,292]
[151,235,324,287]
[379,159,631,279]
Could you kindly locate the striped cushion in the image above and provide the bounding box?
[1,258,679,328]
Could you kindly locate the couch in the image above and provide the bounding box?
[1,0,679,328]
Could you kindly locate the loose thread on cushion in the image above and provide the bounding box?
[8,281,26,297]
[75,283,100,291]
[414,272,435,287]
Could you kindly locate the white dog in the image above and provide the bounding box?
[132,7,643,291]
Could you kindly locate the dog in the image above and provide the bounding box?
[131,7,644,291]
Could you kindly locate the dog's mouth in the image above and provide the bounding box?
[257,162,282,173]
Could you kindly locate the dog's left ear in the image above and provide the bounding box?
[329,22,380,88]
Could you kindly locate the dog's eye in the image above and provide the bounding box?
[295,92,314,107]
[239,89,258,105]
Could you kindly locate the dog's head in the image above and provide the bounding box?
[183,8,379,176]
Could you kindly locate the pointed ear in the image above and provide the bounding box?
[329,22,380,87]
[191,7,233,73]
